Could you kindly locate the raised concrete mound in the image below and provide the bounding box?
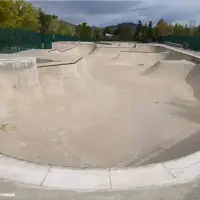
[141,60,195,80]
[111,51,169,65]
[0,43,200,190]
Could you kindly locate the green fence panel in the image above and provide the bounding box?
[163,35,200,51]
[42,33,53,49]
[0,28,93,54]
[53,34,78,42]
[0,28,44,53]
[53,34,93,42]
[0,28,17,53]
[16,29,42,51]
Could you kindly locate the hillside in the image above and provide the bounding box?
[106,22,137,31]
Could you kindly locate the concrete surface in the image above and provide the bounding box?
[1,42,200,196]
[1,177,200,200]
[1,149,200,190]
[0,42,200,170]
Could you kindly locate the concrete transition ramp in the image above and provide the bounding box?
[0,43,200,176]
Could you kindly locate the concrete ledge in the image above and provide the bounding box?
[0,155,49,185]
[110,164,177,190]
[165,42,183,48]
[0,151,200,191]
[37,57,83,68]
[0,57,37,70]
[153,44,200,63]
[42,168,110,190]
[48,46,77,53]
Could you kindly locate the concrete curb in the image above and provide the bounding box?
[152,44,200,63]
[0,151,200,191]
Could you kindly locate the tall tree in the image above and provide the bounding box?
[103,26,113,35]
[0,0,13,25]
[141,23,148,41]
[13,0,40,31]
[119,25,133,41]
[38,8,55,33]
[155,18,170,37]
[75,22,92,38]
[38,8,75,36]
[93,28,103,41]
[47,18,60,34]
[134,20,143,41]
[56,21,74,35]
[136,20,143,34]
[0,0,40,31]
[147,21,153,40]
[113,24,120,36]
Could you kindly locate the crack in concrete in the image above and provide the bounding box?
[40,167,51,186]
[167,159,200,171]
[108,169,112,190]
[163,163,178,181]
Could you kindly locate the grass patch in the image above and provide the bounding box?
[0,124,17,132]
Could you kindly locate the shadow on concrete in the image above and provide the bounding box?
[186,64,200,101]
[164,52,184,60]
[137,64,200,166]
[139,129,200,166]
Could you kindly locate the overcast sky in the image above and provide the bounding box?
[30,0,200,27]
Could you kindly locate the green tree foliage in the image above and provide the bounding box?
[38,8,75,35]
[0,0,13,25]
[38,8,55,33]
[171,24,185,35]
[75,22,92,38]
[119,25,133,41]
[193,25,200,36]
[14,0,40,31]
[103,26,113,35]
[134,20,143,41]
[0,0,40,31]
[0,0,76,36]
[155,18,171,37]
[57,21,74,35]
[141,23,148,41]
[113,24,121,36]
[93,28,103,41]
[147,21,153,40]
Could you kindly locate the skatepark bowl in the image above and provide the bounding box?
[0,42,200,169]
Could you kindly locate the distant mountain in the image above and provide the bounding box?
[61,21,102,31]
[105,22,137,31]
[60,20,137,33]
[91,26,103,30]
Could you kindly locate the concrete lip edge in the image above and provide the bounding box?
[0,151,200,191]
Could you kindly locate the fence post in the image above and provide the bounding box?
[15,31,19,52]
[8,29,11,52]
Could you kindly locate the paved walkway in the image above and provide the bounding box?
[0,178,200,200]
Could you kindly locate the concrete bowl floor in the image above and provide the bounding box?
[0,43,200,168]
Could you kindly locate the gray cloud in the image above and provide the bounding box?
[30,0,200,27]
